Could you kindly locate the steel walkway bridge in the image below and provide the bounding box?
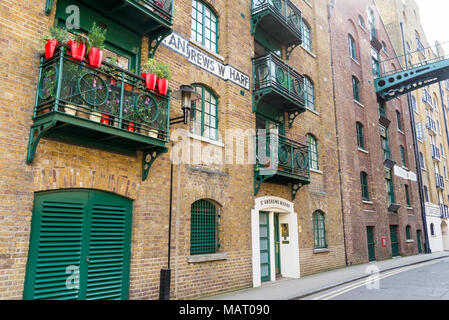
[375,42,449,102]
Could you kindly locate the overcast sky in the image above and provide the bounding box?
[414,0,449,53]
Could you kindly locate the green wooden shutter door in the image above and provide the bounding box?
[24,190,132,300]
[83,192,132,300]
[23,191,88,300]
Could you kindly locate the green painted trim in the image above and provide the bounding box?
[45,0,54,15]
[142,147,168,181]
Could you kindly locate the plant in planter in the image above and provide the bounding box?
[87,22,107,69]
[42,26,68,60]
[155,61,172,96]
[67,32,89,61]
[141,58,158,91]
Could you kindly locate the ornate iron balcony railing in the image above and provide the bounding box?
[254,132,310,200]
[252,53,305,127]
[251,0,302,35]
[27,48,170,180]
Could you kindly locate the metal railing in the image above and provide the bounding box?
[436,174,445,190]
[255,132,310,181]
[34,47,170,141]
[251,0,302,35]
[426,116,437,133]
[440,203,449,219]
[137,0,173,24]
[253,53,305,104]
[431,144,441,161]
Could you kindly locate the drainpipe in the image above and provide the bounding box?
[400,22,431,253]
[327,0,349,266]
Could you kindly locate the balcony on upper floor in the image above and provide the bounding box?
[426,116,437,135]
[27,48,170,181]
[252,53,306,127]
[436,174,445,190]
[440,204,449,219]
[254,132,310,200]
[251,0,302,53]
[431,144,441,161]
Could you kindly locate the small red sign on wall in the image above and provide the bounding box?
[381,236,387,247]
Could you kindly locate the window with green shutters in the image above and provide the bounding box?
[356,122,365,150]
[23,190,133,300]
[190,200,220,255]
[307,134,319,170]
[352,76,360,102]
[191,85,219,140]
[405,184,411,207]
[361,172,370,201]
[313,211,326,249]
[191,0,219,53]
[304,76,315,111]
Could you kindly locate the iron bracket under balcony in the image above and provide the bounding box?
[252,53,306,128]
[254,133,310,201]
[26,49,171,182]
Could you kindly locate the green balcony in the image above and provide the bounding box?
[251,0,303,54]
[27,48,170,181]
[253,53,306,127]
[254,132,310,200]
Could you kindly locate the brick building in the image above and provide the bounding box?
[0,0,347,300]
[376,0,449,254]
[328,0,425,265]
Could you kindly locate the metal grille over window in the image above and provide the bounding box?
[190,200,219,255]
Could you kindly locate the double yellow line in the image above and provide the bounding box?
[311,260,439,300]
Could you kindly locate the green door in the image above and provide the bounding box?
[23,190,133,300]
[274,213,281,276]
[366,226,376,262]
[417,230,423,253]
[259,212,271,283]
[390,225,400,257]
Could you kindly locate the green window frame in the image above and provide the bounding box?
[405,184,411,207]
[301,20,312,52]
[400,145,407,167]
[372,47,380,77]
[191,85,219,140]
[396,111,403,131]
[348,34,357,60]
[385,168,395,205]
[352,76,361,102]
[304,76,315,111]
[190,200,220,255]
[313,211,326,249]
[356,122,365,150]
[361,172,370,201]
[191,0,219,53]
[307,134,319,170]
[406,225,412,240]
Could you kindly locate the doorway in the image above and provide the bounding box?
[390,225,400,257]
[366,226,376,262]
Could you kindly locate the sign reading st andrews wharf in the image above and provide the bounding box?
[162,32,250,90]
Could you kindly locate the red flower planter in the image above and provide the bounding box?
[89,47,103,68]
[157,78,169,96]
[100,114,110,125]
[142,73,157,91]
[45,39,58,60]
[67,40,87,61]
[127,122,136,132]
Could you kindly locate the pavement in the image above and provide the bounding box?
[200,251,449,300]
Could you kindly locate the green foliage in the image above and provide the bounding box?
[87,22,107,50]
[155,61,172,80]
[42,26,68,43]
[142,58,157,74]
[72,32,89,45]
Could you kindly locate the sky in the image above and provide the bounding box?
[414,0,449,54]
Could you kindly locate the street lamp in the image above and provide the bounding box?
[159,85,200,300]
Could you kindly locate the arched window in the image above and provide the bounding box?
[352,76,360,102]
[190,199,220,255]
[405,184,411,207]
[307,134,319,170]
[313,211,326,249]
[304,76,315,111]
[301,20,312,52]
[358,15,366,29]
[382,41,388,53]
[400,145,407,167]
[191,85,219,140]
[424,185,429,202]
[406,225,412,240]
[396,110,403,131]
[191,0,219,53]
[411,95,417,112]
[348,34,357,60]
[430,223,435,236]
[368,8,376,38]
[360,171,370,201]
[356,122,365,150]
[419,152,425,169]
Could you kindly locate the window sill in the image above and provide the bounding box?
[358,148,369,154]
[301,46,316,58]
[310,168,324,175]
[187,252,228,263]
[363,200,373,205]
[188,132,224,147]
[304,0,313,8]
[306,108,320,117]
[406,240,414,243]
[314,248,330,254]
[353,100,364,108]
[350,56,360,66]
[407,207,414,210]
[398,130,405,135]
[189,39,225,62]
